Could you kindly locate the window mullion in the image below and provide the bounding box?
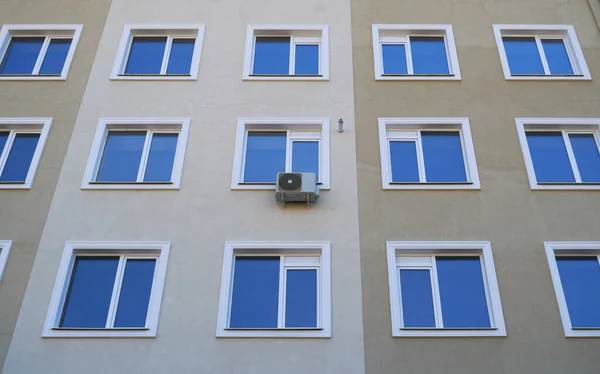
[159,37,173,75]
[285,131,293,172]
[405,39,414,74]
[535,37,551,75]
[0,131,16,176]
[31,37,51,75]
[289,38,295,75]
[106,256,127,328]
[278,257,286,329]
[430,257,444,328]
[416,133,426,182]
[563,132,582,183]
[458,131,471,182]
[137,131,153,182]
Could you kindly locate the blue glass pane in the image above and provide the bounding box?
[291,141,319,178]
[96,131,146,182]
[437,257,490,328]
[503,37,545,75]
[422,132,467,183]
[0,134,40,182]
[382,44,408,75]
[557,257,600,328]
[39,39,71,75]
[526,132,575,183]
[166,38,194,75]
[569,134,600,183]
[125,37,166,74]
[295,44,319,75]
[399,269,436,328]
[285,269,317,328]
[60,257,119,328]
[230,257,280,328]
[389,141,419,182]
[253,37,290,75]
[0,132,8,156]
[143,133,178,182]
[410,37,449,75]
[243,132,286,183]
[542,39,573,75]
[0,37,44,75]
[114,259,156,328]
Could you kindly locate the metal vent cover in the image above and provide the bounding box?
[278,173,302,190]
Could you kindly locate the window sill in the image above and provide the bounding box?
[82,181,179,190]
[565,328,600,337]
[0,181,32,189]
[376,74,461,81]
[43,327,155,338]
[243,74,328,81]
[232,182,329,190]
[505,74,590,81]
[217,327,329,338]
[531,183,600,191]
[0,75,66,81]
[384,182,479,190]
[111,74,196,81]
[394,327,505,337]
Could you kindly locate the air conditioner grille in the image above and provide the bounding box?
[278,173,302,190]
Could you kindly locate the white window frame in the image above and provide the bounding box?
[216,241,331,338]
[81,118,190,190]
[0,240,13,282]
[516,118,600,190]
[42,241,170,338]
[111,24,205,80]
[545,242,600,337]
[372,24,461,81]
[0,24,82,80]
[386,241,506,337]
[0,118,52,189]
[493,25,591,80]
[378,117,480,190]
[231,118,330,190]
[243,25,329,81]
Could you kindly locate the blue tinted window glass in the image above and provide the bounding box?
[0,134,40,182]
[143,133,178,182]
[437,257,490,328]
[291,141,319,178]
[526,132,575,183]
[410,37,449,75]
[557,257,600,328]
[39,39,71,75]
[230,257,280,328]
[389,141,419,182]
[114,259,156,328]
[285,269,317,328]
[60,257,119,328]
[503,37,545,75]
[295,44,319,75]
[569,134,600,183]
[0,37,44,75]
[125,37,166,75]
[243,132,286,183]
[542,39,573,75]
[0,132,8,156]
[253,37,290,75]
[382,44,408,74]
[166,38,194,75]
[422,132,467,183]
[399,269,436,328]
[96,131,146,182]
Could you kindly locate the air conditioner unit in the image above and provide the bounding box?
[275,172,319,203]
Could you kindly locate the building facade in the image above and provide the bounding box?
[0,0,599,373]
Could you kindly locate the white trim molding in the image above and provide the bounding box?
[216,241,331,338]
[515,118,600,190]
[371,24,461,81]
[378,117,480,190]
[386,241,506,337]
[0,118,52,189]
[0,24,83,81]
[0,240,13,282]
[111,24,205,80]
[493,24,591,80]
[42,241,170,338]
[242,25,330,81]
[231,117,330,190]
[545,242,600,337]
[81,118,190,190]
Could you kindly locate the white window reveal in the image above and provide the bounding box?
[0,240,13,282]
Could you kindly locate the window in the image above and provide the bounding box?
[378,118,479,189]
[493,25,590,80]
[545,242,600,337]
[216,241,331,338]
[0,24,82,80]
[372,25,461,80]
[0,241,12,282]
[82,118,190,190]
[231,118,330,189]
[516,118,600,190]
[0,118,52,189]
[386,241,506,337]
[243,25,329,80]
[43,241,170,338]
[111,25,205,80]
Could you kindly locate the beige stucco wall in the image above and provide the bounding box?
[351,0,600,373]
[0,0,111,369]
[2,0,364,373]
